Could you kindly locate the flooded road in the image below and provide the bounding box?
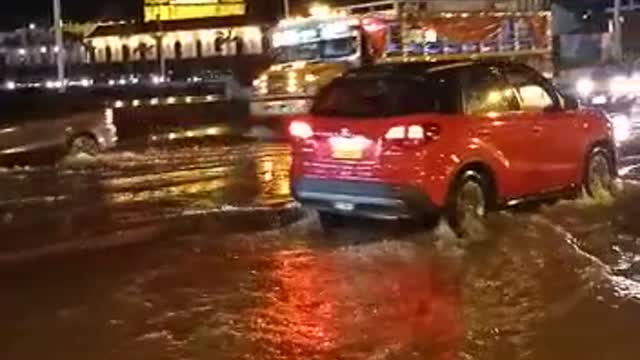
[0,140,294,257]
[2,141,640,360]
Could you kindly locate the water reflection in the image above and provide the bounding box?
[0,143,293,253]
[247,244,464,359]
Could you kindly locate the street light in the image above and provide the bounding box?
[53,0,65,90]
[283,0,290,18]
[309,3,331,17]
[613,0,623,61]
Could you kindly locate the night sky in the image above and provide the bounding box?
[1,0,599,31]
[1,0,365,31]
[3,0,139,30]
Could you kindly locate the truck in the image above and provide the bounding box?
[250,0,552,118]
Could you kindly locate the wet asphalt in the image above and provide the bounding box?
[2,139,640,360]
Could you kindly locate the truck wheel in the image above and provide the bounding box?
[69,135,100,156]
[446,171,491,238]
[584,148,614,198]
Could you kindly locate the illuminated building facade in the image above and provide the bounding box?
[0,0,275,83]
[85,19,263,64]
[81,0,272,83]
[0,25,85,68]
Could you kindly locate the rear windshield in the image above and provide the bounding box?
[311,73,459,118]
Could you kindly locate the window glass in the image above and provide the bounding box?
[463,66,517,115]
[504,66,556,111]
[273,37,358,63]
[518,84,554,110]
[424,71,460,114]
[323,37,358,58]
[312,72,459,118]
[274,43,320,62]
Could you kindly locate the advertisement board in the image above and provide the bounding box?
[144,0,246,22]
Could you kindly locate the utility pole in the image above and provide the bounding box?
[613,0,623,61]
[156,14,166,80]
[53,0,65,90]
[283,0,290,18]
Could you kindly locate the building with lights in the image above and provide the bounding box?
[0,25,86,78]
[80,0,275,85]
[0,0,276,84]
[83,16,269,84]
[85,18,264,64]
[0,0,554,84]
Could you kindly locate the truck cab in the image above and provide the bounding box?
[250,15,383,118]
[250,0,552,118]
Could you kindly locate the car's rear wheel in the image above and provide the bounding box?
[69,135,100,156]
[318,212,344,233]
[584,148,615,198]
[446,171,491,238]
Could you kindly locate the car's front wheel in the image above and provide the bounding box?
[584,148,615,198]
[69,135,100,156]
[446,171,491,238]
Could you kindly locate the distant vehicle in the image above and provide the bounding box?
[443,43,462,54]
[289,61,616,236]
[480,41,498,53]
[250,0,552,117]
[424,41,444,55]
[0,101,117,161]
[461,42,479,53]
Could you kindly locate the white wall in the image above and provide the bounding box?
[87,26,264,63]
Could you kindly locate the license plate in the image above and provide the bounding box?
[332,148,363,160]
[334,202,355,211]
[331,138,364,160]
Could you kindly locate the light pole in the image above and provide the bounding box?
[53,0,65,90]
[283,0,290,18]
[613,0,623,62]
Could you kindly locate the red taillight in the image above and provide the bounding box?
[385,125,406,140]
[407,125,425,139]
[384,124,440,144]
[289,120,314,139]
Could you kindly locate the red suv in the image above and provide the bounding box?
[288,61,617,235]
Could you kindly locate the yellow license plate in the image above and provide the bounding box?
[332,147,363,160]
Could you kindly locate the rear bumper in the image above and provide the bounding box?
[291,178,439,220]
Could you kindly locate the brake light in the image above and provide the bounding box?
[407,125,425,139]
[289,120,314,139]
[385,126,406,139]
[384,124,440,143]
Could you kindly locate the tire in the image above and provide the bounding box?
[584,148,615,198]
[446,171,492,238]
[318,211,344,233]
[69,135,100,156]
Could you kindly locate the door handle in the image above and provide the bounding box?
[533,125,543,134]
[477,129,491,137]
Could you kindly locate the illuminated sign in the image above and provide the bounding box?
[272,20,357,47]
[144,0,245,22]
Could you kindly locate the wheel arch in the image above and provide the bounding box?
[67,131,99,147]
[585,138,618,179]
[447,161,498,209]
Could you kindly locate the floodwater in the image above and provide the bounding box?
[2,141,640,360]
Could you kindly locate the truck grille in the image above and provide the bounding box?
[267,74,288,96]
